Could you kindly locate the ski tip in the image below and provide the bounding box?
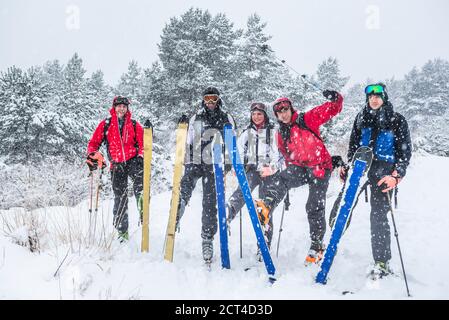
[224,123,233,130]
[178,114,189,124]
[144,119,153,128]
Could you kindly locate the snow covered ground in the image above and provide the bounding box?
[0,154,448,300]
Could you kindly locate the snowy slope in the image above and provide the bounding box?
[0,155,448,300]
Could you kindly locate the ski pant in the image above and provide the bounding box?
[262,164,331,249]
[228,166,279,247]
[179,164,218,241]
[369,180,392,264]
[367,160,395,263]
[111,156,143,234]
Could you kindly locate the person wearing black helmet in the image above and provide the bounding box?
[226,102,283,253]
[176,87,236,264]
[87,96,144,242]
[341,83,412,278]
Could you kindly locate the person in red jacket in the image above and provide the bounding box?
[87,96,144,242]
[256,90,343,265]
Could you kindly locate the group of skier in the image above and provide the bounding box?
[86,82,412,279]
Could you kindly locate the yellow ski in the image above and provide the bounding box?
[141,120,153,252]
[164,116,189,262]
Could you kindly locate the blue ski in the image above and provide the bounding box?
[213,142,230,269]
[316,147,373,284]
[223,124,276,280]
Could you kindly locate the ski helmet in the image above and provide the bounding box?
[113,96,130,106]
[273,97,293,114]
[250,102,269,124]
[365,83,388,103]
[203,86,220,96]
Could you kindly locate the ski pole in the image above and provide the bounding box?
[386,192,411,297]
[93,165,104,244]
[258,45,323,92]
[239,209,243,259]
[276,191,290,257]
[88,172,94,243]
[88,172,94,214]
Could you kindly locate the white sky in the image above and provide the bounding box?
[1,0,448,88]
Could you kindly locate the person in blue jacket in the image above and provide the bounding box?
[342,83,412,278]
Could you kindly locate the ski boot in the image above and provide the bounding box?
[202,238,214,268]
[118,230,129,243]
[175,199,187,232]
[255,199,270,226]
[304,242,325,266]
[255,246,263,262]
[369,261,392,280]
[137,194,143,226]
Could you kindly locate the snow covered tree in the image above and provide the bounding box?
[315,57,349,91]
[87,70,111,112]
[313,57,350,142]
[158,8,240,117]
[116,60,146,122]
[227,14,288,126]
[117,60,142,98]
[399,59,449,155]
[0,66,51,162]
[56,53,97,158]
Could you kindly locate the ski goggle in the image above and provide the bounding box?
[250,103,267,113]
[365,84,385,95]
[273,101,291,113]
[113,96,130,106]
[203,94,219,104]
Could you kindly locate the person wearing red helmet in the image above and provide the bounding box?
[256,90,343,265]
[87,96,144,242]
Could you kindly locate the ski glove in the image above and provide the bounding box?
[136,155,144,167]
[323,90,339,102]
[86,151,106,171]
[259,165,276,178]
[377,170,402,193]
[331,155,345,170]
[338,166,347,182]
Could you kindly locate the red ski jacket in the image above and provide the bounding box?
[87,107,144,164]
[276,95,343,176]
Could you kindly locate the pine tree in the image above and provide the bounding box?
[399,59,449,155]
[158,8,240,116]
[314,57,349,142]
[227,14,288,126]
[315,57,349,91]
[0,66,53,162]
[57,53,96,158]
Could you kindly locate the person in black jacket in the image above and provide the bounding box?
[342,83,412,278]
[176,87,236,264]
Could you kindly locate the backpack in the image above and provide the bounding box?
[287,112,343,171]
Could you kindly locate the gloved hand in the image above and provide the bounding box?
[259,165,276,178]
[323,90,340,102]
[377,170,402,193]
[136,155,144,167]
[338,166,347,182]
[86,151,106,171]
[331,156,345,170]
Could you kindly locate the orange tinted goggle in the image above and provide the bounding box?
[204,94,219,103]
